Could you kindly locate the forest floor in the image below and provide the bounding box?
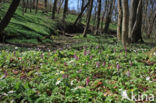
[0,34,156,102]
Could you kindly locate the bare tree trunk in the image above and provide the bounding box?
[117,0,122,41]
[35,0,38,14]
[52,0,58,19]
[142,0,148,33]
[0,1,2,21]
[130,0,143,42]
[94,0,101,35]
[101,0,108,30]
[33,0,35,9]
[81,0,85,12]
[149,11,156,35]
[83,0,93,37]
[113,0,118,24]
[0,0,20,42]
[121,0,128,46]
[147,0,155,38]
[62,0,68,21]
[49,0,52,12]
[78,0,85,23]
[22,0,25,15]
[74,1,89,25]
[25,0,28,13]
[103,0,114,33]
[128,0,139,39]
[44,0,47,12]
[92,2,97,26]
[29,0,32,13]
[57,0,64,14]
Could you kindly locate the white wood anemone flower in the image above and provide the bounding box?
[56,80,61,85]
[119,89,130,100]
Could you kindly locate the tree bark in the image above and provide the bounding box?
[62,0,68,21]
[52,0,58,19]
[22,0,25,15]
[142,0,148,33]
[57,0,64,14]
[101,0,108,30]
[92,2,97,26]
[83,0,93,37]
[147,0,156,38]
[78,0,85,23]
[94,0,101,35]
[103,0,114,33]
[29,0,32,13]
[117,0,122,41]
[74,1,89,25]
[33,0,35,9]
[25,0,28,13]
[44,0,47,12]
[130,0,143,42]
[121,0,128,46]
[81,0,85,12]
[128,0,139,38]
[35,0,38,14]
[0,0,20,42]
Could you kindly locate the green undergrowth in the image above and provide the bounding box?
[0,3,117,44]
[0,3,57,44]
[0,36,155,102]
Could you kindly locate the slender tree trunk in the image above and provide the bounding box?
[93,3,97,26]
[44,0,47,12]
[35,0,38,14]
[0,0,20,42]
[74,1,89,25]
[49,0,52,12]
[94,0,101,35]
[128,0,139,38]
[78,0,85,23]
[57,0,64,14]
[78,0,88,22]
[33,0,35,9]
[101,0,108,30]
[29,0,32,13]
[142,0,148,33]
[52,0,58,19]
[0,1,1,21]
[25,0,28,13]
[62,0,68,21]
[100,12,105,30]
[117,0,122,41]
[22,0,25,15]
[130,0,143,42]
[147,1,155,39]
[104,0,114,33]
[121,0,128,46]
[83,0,93,37]
[148,11,156,37]
[81,0,85,12]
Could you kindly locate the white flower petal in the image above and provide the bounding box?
[146,77,150,81]
[0,75,5,80]
[56,80,61,85]
[8,91,15,94]
[15,47,18,49]
[120,89,130,100]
